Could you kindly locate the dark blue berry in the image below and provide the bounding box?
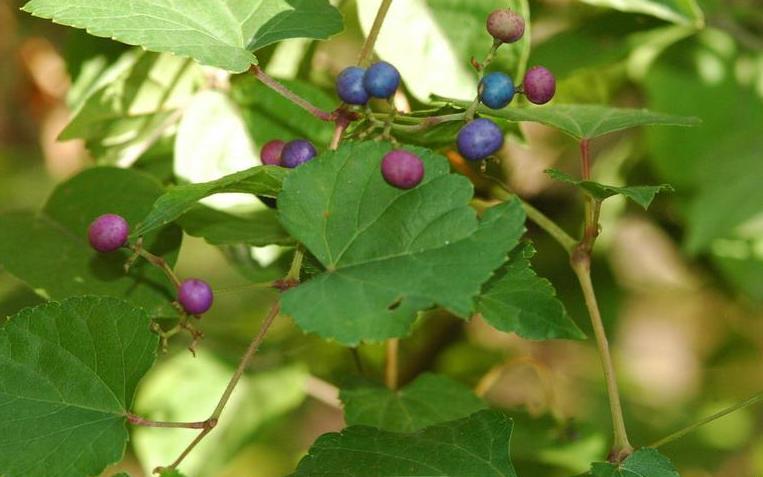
[336,66,370,105]
[88,214,129,253]
[456,119,504,161]
[282,140,317,168]
[178,278,213,315]
[381,150,424,189]
[363,61,401,99]
[479,72,515,109]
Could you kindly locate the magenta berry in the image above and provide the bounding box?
[456,118,504,161]
[282,140,317,168]
[486,9,525,44]
[523,66,556,105]
[178,278,214,315]
[88,213,129,253]
[381,150,424,189]
[261,140,286,166]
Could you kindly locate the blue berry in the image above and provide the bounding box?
[523,66,556,105]
[479,72,515,109]
[88,214,129,253]
[363,61,401,99]
[282,140,317,168]
[336,67,370,105]
[456,118,504,161]
[381,150,424,189]
[178,278,213,315]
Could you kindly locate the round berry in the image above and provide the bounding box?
[281,140,317,168]
[479,72,515,109]
[456,118,504,161]
[88,214,129,253]
[381,150,424,189]
[486,9,525,44]
[178,278,214,315]
[260,140,285,166]
[363,61,401,99]
[523,66,556,105]
[336,66,370,105]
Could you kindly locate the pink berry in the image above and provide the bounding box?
[88,214,129,253]
[486,9,525,44]
[523,66,556,105]
[381,150,424,189]
[261,140,286,166]
[178,279,214,315]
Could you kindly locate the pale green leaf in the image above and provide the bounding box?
[278,142,526,345]
[21,0,343,73]
[0,297,158,477]
[341,373,486,432]
[290,410,518,477]
[0,168,181,317]
[577,0,704,28]
[177,205,292,247]
[546,169,673,209]
[477,244,584,340]
[591,448,680,477]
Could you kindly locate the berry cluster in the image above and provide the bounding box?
[457,9,556,162]
[260,139,318,168]
[336,61,401,105]
[88,214,214,316]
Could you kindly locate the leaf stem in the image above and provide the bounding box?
[649,391,763,449]
[129,243,181,288]
[127,414,209,429]
[357,0,394,67]
[385,338,399,390]
[249,65,334,121]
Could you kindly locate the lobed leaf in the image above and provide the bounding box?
[278,142,526,345]
[546,169,673,209]
[0,297,158,477]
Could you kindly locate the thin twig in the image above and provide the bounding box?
[127,414,210,429]
[249,65,333,121]
[357,0,395,67]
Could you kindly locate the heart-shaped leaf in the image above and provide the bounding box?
[0,296,158,477]
[290,410,518,477]
[278,142,526,345]
[22,0,344,73]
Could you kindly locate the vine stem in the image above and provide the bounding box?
[385,338,399,390]
[128,243,181,288]
[127,414,209,429]
[649,391,763,449]
[249,65,333,121]
[356,0,394,67]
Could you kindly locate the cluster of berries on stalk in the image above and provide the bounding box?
[88,214,214,316]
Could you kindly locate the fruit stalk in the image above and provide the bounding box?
[249,65,333,121]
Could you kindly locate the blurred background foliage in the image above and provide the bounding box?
[1,0,762,476]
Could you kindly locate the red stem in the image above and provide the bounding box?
[249,65,334,122]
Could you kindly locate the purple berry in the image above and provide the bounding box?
[363,61,401,99]
[523,66,556,105]
[88,213,129,253]
[381,150,424,189]
[178,278,214,315]
[261,140,285,166]
[456,118,504,161]
[336,66,370,105]
[281,140,317,168]
[486,9,525,44]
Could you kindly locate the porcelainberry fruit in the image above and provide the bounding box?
[281,140,317,168]
[88,213,129,253]
[363,61,401,99]
[456,118,504,161]
[486,9,525,44]
[260,140,286,166]
[523,66,556,105]
[381,150,424,189]
[479,72,515,109]
[178,278,214,315]
[336,66,370,105]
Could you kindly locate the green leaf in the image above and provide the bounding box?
[61,50,202,164]
[591,448,680,477]
[278,142,526,345]
[232,76,336,145]
[0,167,181,317]
[357,0,530,101]
[546,169,673,209]
[341,373,486,432]
[290,409,517,477]
[159,470,187,477]
[21,0,344,73]
[177,205,293,247]
[448,102,700,140]
[477,244,584,340]
[134,165,288,237]
[577,0,704,28]
[0,296,158,477]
